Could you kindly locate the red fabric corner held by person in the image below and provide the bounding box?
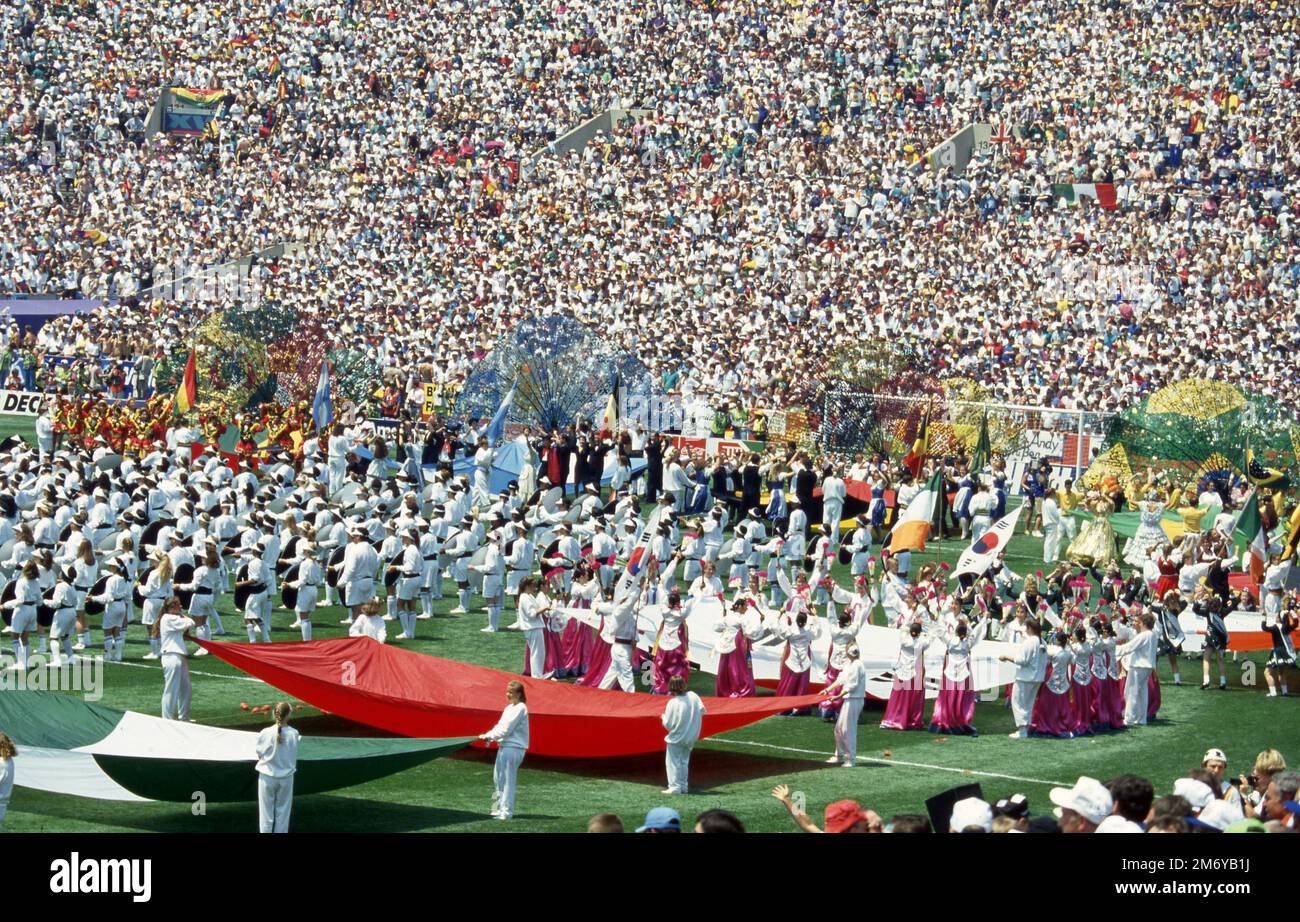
[198,637,824,758]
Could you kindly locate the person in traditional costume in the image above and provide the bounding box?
[1067,626,1095,736]
[1262,605,1296,698]
[999,616,1046,738]
[1192,589,1230,690]
[652,584,692,695]
[1151,590,1185,686]
[1030,630,1076,738]
[1066,492,1119,568]
[822,643,868,768]
[929,616,985,735]
[1123,490,1169,568]
[712,596,765,698]
[773,609,820,713]
[879,619,929,731]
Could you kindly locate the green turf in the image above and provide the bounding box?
[3,521,1295,834]
[0,413,37,447]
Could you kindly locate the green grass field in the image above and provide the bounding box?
[3,527,1294,834]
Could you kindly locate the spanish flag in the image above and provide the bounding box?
[174,349,198,415]
[902,402,930,478]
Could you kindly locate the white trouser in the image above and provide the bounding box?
[258,774,294,833]
[666,741,694,793]
[327,459,346,498]
[493,746,525,818]
[599,642,635,691]
[524,628,546,677]
[161,653,191,721]
[834,696,864,764]
[1062,516,1078,540]
[1043,524,1061,563]
[1011,680,1040,730]
[1124,666,1150,726]
[971,516,992,541]
[824,505,842,544]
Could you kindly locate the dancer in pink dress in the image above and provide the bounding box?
[880,620,929,730]
[1067,626,1096,736]
[929,616,986,735]
[713,597,766,697]
[560,565,601,678]
[1030,631,1076,737]
[774,609,820,713]
[652,587,691,694]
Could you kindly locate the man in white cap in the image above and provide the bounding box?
[339,526,379,624]
[1049,776,1114,833]
[1172,777,1216,815]
[1202,748,1244,810]
[949,797,993,833]
[822,643,867,768]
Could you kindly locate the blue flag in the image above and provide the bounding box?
[312,360,333,432]
[485,382,516,445]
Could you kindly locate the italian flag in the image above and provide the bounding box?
[889,469,943,553]
[0,691,469,803]
[1051,183,1118,210]
[1234,491,1269,584]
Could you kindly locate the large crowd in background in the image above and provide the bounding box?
[0,0,1297,426]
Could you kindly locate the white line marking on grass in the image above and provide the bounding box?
[111,660,266,684]
[709,737,1069,788]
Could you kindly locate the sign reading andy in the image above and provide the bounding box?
[0,389,45,416]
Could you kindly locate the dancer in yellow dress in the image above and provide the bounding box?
[1066,492,1119,568]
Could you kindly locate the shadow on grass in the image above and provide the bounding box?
[447,744,831,792]
[14,790,485,833]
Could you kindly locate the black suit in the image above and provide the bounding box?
[645,438,664,503]
[741,463,761,511]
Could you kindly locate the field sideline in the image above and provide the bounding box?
[0,423,1292,832]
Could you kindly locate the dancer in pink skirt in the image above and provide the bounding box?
[1030,630,1076,737]
[880,620,929,730]
[1067,626,1095,736]
[559,565,601,679]
[929,616,985,735]
[774,609,820,713]
[1088,617,1118,729]
[652,588,691,694]
[1100,619,1126,729]
[713,597,766,697]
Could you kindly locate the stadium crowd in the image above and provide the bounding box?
[0,0,1297,423]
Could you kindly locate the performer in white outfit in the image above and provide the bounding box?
[0,733,14,829]
[516,577,552,678]
[999,617,1046,738]
[255,702,300,833]
[479,680,529,821]
[1041,494,1063,564]
[339,527,379,622]
[661,676,705,794]
[821,468,846,546]
[594,592,638,691]
[287,546,322,641]
[159,596,195,721]
[822,644,867,767]
[1115,612,1159,727]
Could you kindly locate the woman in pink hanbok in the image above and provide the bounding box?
[1030,630,1076,737]
[880,620,929,730]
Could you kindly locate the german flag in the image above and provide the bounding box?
[902,402,931,478]
[174,349,197,415]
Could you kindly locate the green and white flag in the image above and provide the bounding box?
[0,692,470,802]
[1051,183,1118,210]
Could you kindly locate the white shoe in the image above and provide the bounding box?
[480,627,497,633]
[382,615,395,622]
[289,620,302,628]
[841,761,855,768]
[339,618,353,625]
[416,614,432,620]
[193,648,210,657]
[449,607,467,615]
[72,642,86,651]
[495,814,511,821]
[661,788,677,795]
[142,653,160,660]
[824,756,840,765]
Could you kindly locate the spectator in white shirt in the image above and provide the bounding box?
[158,596,195,721]
[661,676,705,796]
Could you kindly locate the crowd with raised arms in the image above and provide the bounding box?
[1,0,1298,423]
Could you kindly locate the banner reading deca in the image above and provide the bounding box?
[0,390,46,417]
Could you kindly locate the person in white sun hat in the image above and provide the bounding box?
[1049,776,1114,833]
[1172,777,1216,815]
[949,797,993,833]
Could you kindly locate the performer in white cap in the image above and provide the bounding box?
[339,526,379,623]
[393,529,423,640]
[159,595,195,721]
[89,556,130,662]
[255,702,299,833]
[236,546,269,644]
[287,544,322,641]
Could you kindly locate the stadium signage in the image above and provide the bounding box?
[0,389,45,416]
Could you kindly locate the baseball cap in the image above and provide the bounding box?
[993,794,1029,819]
[636,807,681,833]
[1202,748,1227,765]
[1095,815,1144,833]
[1049,776,1114,826]
[823,799,869,834]
[1172,778,1215,812]
[949,797,993,833]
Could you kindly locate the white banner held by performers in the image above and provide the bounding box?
[953,506,1024,578]
[0,390,45,417]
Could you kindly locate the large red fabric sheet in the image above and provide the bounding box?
[199,637,825,758]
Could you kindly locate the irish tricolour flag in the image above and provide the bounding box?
[888,469,944,553]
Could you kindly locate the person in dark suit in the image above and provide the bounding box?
[573,437,591,492]
[794,461,817,513]
[645,434,664,504]
[741,453,762,513]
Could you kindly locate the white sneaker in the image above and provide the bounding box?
[382,615,395,622]
[193,648,210,657]
[841,761,855,768]
[449,607,467,615]
[289,620,302,628]
[72,642,86,651]
[416,614,432,620]
[479,627,497,633]
[142,653,160,661]
[661,788,677,795]
[824,756,840,764]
